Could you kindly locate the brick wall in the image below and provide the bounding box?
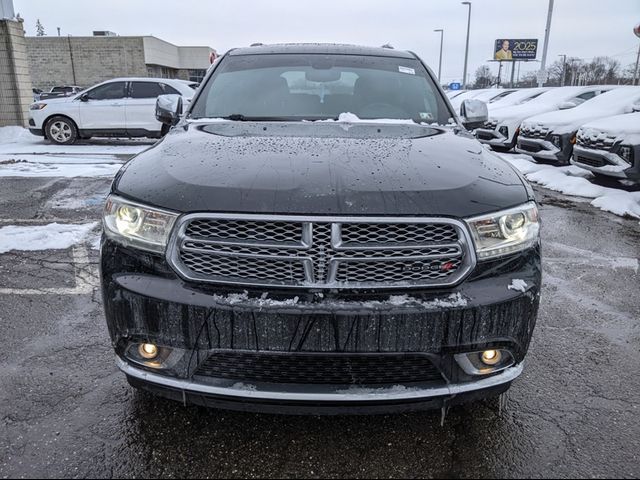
[0,19,33,127]
[26,36,148,90]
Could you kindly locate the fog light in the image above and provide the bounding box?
[481,349,502,366]
[138,343,158,359]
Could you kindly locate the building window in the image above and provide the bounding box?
[189,69,207,84]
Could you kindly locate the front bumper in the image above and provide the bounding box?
[475,127,513,149]
[101,238,541,414]
[572,145,639,181]
[516,135,573,163]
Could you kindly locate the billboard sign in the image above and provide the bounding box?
[494,39,538,61]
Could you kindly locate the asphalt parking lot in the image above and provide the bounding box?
[0,151,639,478]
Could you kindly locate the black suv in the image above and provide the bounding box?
[101,44,541,414]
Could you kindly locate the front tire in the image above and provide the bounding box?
[45,116,78,145]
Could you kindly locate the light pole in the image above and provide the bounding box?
[434,29,444,84]
[461,2,472,89]
[558,54,566,86]
[538,0,555,86]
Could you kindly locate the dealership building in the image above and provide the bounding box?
[26,32,216,90]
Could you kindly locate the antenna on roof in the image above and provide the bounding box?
[381,43,394,49]
[250,42,264,47]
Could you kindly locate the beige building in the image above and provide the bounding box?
[0,12,33,127]
[26,33,216,90]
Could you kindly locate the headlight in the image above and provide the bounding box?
[551,135,562,149]
[619,145,633,164]
[103,195,178,253]
[465,202,540,259]
[30,103,47,110]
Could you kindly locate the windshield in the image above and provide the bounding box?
[190,53,453,124]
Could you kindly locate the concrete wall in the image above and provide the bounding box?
[26,36,148,90]
[0,19,33,127]
[143,37,212,70]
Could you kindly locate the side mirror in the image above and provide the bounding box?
[79,93,89,102]
[156,94,183,126]
[558,101,577,110]
[460,99,488,130]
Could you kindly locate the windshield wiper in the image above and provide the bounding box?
[221,114,296,122]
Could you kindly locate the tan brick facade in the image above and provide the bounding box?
[26,36,148,90]
[0,19,33,127]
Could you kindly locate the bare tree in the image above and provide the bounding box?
[473,65,496,89]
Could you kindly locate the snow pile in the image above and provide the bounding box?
[316,112,418,125]
[499,154,640,219]
[0,222,98,253]
[0,161,122,178]
[508,279,528,292]
[0,126,34,145]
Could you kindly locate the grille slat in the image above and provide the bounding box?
[195,351,443,385]
[170,216,473,289]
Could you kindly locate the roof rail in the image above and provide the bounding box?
[250,42,264,47]
[381,43,394,49]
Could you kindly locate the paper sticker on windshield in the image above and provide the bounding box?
[398,66,415,75]
[419,112,434,121]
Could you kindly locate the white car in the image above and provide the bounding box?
[487,87,549,112]
[29,77,196,145]
[474,86,612,152]
[516,86,640,164]
[571,111,640,182]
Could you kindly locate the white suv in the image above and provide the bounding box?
[29,77,196,145]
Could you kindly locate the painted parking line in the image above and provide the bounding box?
[0,244,98,295]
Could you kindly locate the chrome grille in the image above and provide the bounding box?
[339,222,457,246]
[168,214,475,289]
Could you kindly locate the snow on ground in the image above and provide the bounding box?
[498,153,640,219]
[0,126,152,156]
[0,126,151,178]
[0,160,122,178]
[0,222,98,253]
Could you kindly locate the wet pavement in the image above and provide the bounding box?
[1,160,639,478]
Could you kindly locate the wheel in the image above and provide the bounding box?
[160,124,171,137]
[45,116,78,145]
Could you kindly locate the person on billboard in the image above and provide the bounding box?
[495,40,513,60]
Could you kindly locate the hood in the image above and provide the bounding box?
[524,86,640,135]
[578,112,640,145]
[523,107,632,136]
[490,102,557,124]
[114,121,529,217]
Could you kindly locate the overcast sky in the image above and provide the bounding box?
[14,0,640,83]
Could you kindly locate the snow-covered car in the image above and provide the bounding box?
[28,78,197,145]
[571,111,640,182]
[450,89,515,113]
[448,89,489,112]
[39,85,83,100]
[487,87,549,113]
[475,86,612,152]
[446,89,467,98]
[516,86,640,164]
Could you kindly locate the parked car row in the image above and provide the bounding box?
[28,78,197,145]
[466,85,640,183]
